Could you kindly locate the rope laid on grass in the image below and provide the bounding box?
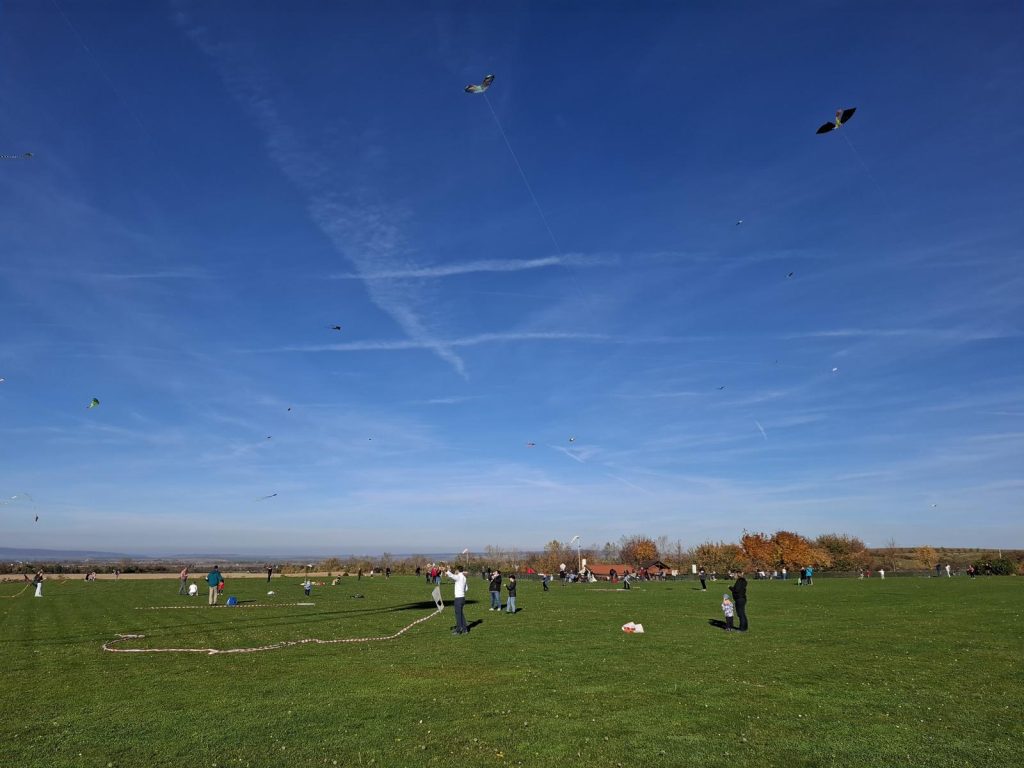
[134,602,315,610]
[102,607,443,655]
[0,584,30,598]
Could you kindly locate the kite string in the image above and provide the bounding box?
[483,94,564,255]
[49,0,188,193]
[102,607,442,655]
[840,130,894,216]
[0,584,30,599]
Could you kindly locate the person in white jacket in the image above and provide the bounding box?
[445,565,469,635]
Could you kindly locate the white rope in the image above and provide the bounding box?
[0,584,30,598]
[103,607,443,655]
[134,602,315,610]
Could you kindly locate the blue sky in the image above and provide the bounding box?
[1,1,1022,555]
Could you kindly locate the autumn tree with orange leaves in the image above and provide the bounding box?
[619,535,659,566]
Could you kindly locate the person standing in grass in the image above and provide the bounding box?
[488,570,502,611]
[178,565,189,595]
[721,593,735,631]
[445,564,469,635]
[266,564,273,583]
[207,565,223,606]
[33,570,43,598]
[730,572,748,632]
[505,574,517,613]
[698,567,707,591]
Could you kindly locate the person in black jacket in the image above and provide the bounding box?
[488,570,502,611]
[730,573,748,632]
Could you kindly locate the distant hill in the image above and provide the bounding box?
[0,547,143,562]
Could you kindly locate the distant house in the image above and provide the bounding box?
[640,560,672,571]
[586,563,633,580]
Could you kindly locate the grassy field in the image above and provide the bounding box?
[1,574,1021,768]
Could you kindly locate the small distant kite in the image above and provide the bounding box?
[930,503,938,508]
[461,548,470,555]
[787,272,795,278]
[1,152,33,160]
[526,442,536,448]
[34,514,39,523]
[266,436,272,440]
[816,108,856,135]
[831,367,839,374]
[287,407,292,412]
[755,420,767,441]
[328,325,342,331]
[717,386,726,391]
[258,493,278,501]
[568,436,576,443]
[0,377,5,383]
[464,74,495,94]
[87,398,100,409]
[735,220,744,226]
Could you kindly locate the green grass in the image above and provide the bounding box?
[1,575,1021,767]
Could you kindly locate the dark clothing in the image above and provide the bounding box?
[735,599,748,631]
[506,579,517,597]
[731,577,748,631]
[488,575,502,592]
[266,567,273,583]
[453,596,468,634]
[730,577,747,600]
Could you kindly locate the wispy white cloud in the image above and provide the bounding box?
[179,20,467,376]
[782,327,1021,342]
[329,252,612,280]
[90,269,212,281]
[269,330,687,354]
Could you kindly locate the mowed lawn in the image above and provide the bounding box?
[1,574,1020,768]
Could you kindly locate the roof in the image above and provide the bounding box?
[586,563,632,575]
[641,560,672,570]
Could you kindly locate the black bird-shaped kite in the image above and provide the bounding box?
[816,108,856,134]
[328,325,342,331]
[465,74,495,94]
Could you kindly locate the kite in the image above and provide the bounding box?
[87,398,100,409]
[755,420,767,441]
[526,442,535,448]
[35,514,39,523]
[258,493,278,501]
[816,108,856,135]
[832,367,839,373]
[717,386,726,391]
[787,272,795,278]
[735,220,743,226]
[464,74,495,94]
[1,152,33,160]
[431,586,444,611]
[461,548,470,555]
[568,436,576,443]
[328,325,342,331]
[0,377,5,383]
